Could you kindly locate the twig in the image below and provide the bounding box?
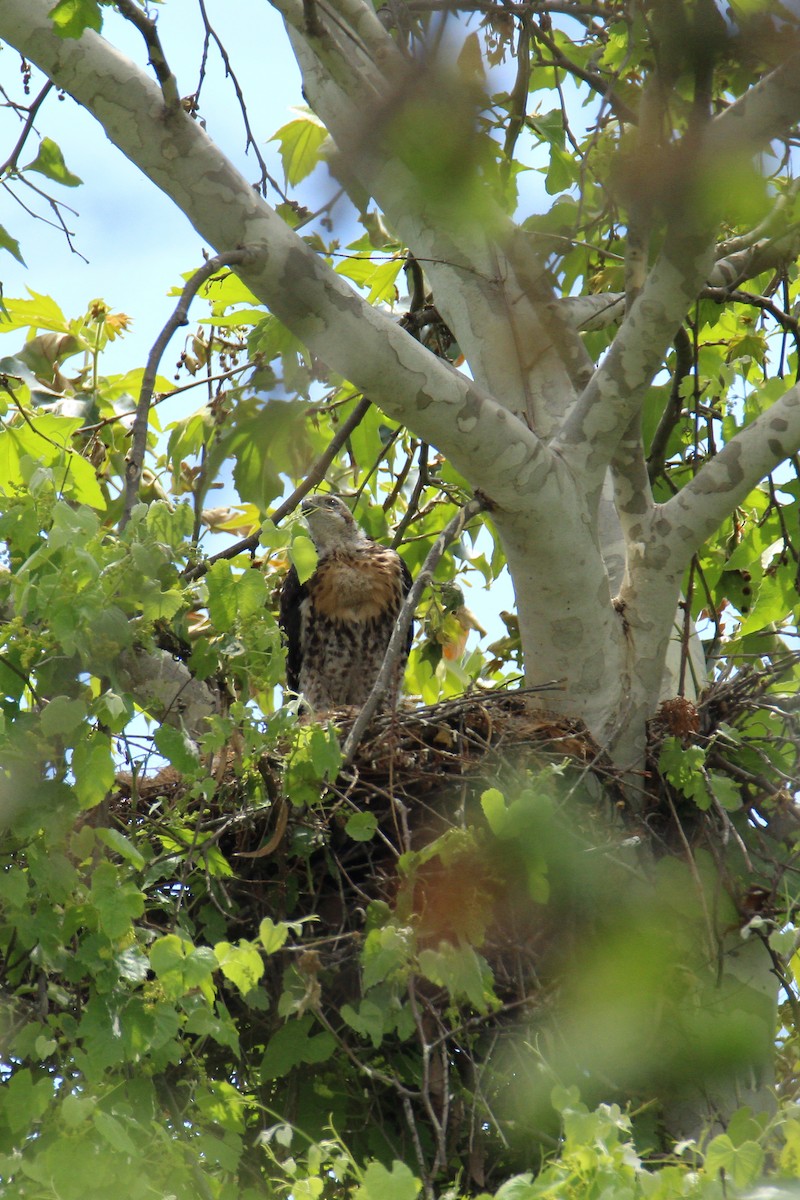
[115,0,181,111]
[502,14,531,165]
[702,285,800,340]
[342,496,486,763]
[195,0,289,202]
[678,556,696,698]
[390,442,429,548]
[121,249,252,531]
[647,324,693,483]
[403,1095,433,1200]
[531,21,636,125]
[183,396,373,579]
[0,80,53,176]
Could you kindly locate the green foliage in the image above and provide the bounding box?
[271,107,329,186]
[23,136,82,187]
[48,0,104,39]
[3,4,800,1196]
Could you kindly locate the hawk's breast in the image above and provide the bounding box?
[309,548,405,622]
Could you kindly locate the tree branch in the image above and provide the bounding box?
[116,647,220,741]
[552,221,716,490]
[280,4,586,431]
[611,417,654,545]
[552,44,800,487]
[704,46,800,158]
[0,79,52,176]
[115,0,181,111]
[122,249,252,531]
[660,381,800,569]
[647,324,693,484]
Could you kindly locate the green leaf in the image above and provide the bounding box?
[154,723,200,773]
[206,561,239,632]
[335,255,404,305]
[24,137,83,186]
[418,943,497,1012]
[480,787,507,833]
[214,939,265,995]
[707,771,743,812]
[61,451,107,509]
[309,724,341,777]
[258,917,290,954]
[2,1069,53,1134]
[705,1133,765,1187]
[72,733,115,810]
[41,695,87,737]
[0,290,69,334]
[340,998,386,1047]
[92,1109,137,1156]
[355,1161,421,1200]
[345,811,378,842]
[658,737,709,807]
[271,108,328,185]
[260,1013,335,1079]
[90,861,145,939]
[150,934,188,978]
[0,225,25,265]
[95,827,146,870]
[362,924,413,990]
[92,689,130,733]
[544,146,578,194]
[289,534,318,584]
[238,567,267,616]
[49,0,103,37]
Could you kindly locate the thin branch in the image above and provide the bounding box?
[531,22,636,125]
[502,14,531,165]
[121,249,252,531]
[115,0,181,111]
[2,173,87,260]
[390,442,428,549]
[702,285,800,338]
[0,79,53,176]
[342,495,486,763]
[705,46,800,161]
[183,395,373,579]
[647,324,693,484]
[660,379,800,570]
[195,0,289,202]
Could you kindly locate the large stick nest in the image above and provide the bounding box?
[103,672,800,1184]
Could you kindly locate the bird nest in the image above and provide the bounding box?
[109,687,626,1004]
[103,672,800,1178]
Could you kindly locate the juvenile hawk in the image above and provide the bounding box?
[279,494,413,711]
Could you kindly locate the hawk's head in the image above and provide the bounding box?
[301,494,367,554]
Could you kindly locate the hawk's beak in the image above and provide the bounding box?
[300,496,320,515]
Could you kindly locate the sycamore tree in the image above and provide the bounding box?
[1,1,800,1198]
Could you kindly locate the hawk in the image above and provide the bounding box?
[279,494,413,711]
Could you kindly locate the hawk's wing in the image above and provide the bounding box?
[279,565,306,693]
